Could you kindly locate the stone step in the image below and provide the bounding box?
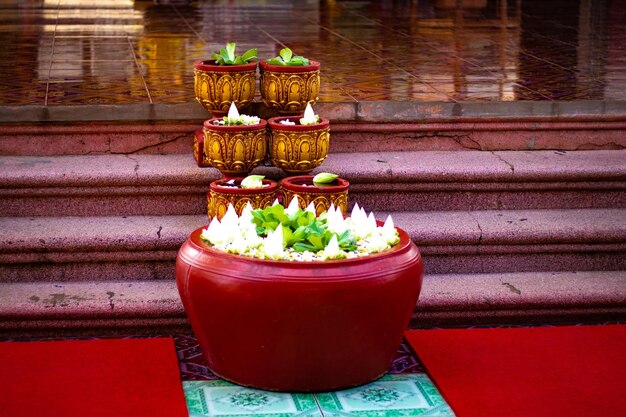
[2,102,626,155]
[1,150,624,217]
[412,271,626,327]
[2,270,624,337]
[1,209,624,282]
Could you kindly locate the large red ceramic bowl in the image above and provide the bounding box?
[176,224,423,392]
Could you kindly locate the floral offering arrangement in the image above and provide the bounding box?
[212,102,261,126]
[200,197,399,261]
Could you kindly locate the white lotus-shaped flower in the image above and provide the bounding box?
[305,202,316,215]
[264,225,284,259]
[326,205,348,234]
[218,204,240,242]
[349,202,373,238]
[366,212,378,234]
[322,234,344,260]
[239,202,254,225]
[201,216,224,245]
[227,102,239,120]
[380,215,399,245]
[360,233,389,254]
[299,103,320,125]
[286,195,300,217]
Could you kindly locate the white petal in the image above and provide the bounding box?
[286,195,300,216]
[351,202,361,219]
[227,102,240,119]
[264,226,284,259]
[303,102,315,120]
[323,234,341,259]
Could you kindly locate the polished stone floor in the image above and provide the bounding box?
[0,0,623,106]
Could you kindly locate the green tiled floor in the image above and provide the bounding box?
[183,375,455,417]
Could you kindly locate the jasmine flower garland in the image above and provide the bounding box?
[200,197,400,261]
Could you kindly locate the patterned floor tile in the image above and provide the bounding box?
[183,380,321,417]
[46,77,149,104]
[315,375,454,417]
[182,375,454,417]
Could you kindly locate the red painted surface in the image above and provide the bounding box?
[176,225,423,392]
[267,116,330,131]
[193,59,257,73]
[210,177,278,195]
[279,175,349,194]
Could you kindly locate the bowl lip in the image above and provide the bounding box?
[280,175,349,192]
[194,59,258,72]
[267,116,329,130]
[259,60,320,72]
[186,222,414,270]
[204,117,268,131]
[210,177,279,192]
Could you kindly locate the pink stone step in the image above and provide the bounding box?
[0,280,187,337]
[386,209,626,274]
[1,103,626,155]
[1,150,624,216]
[1,209,624,283]
[413,271,626,327]
[2,271,624,337]
[0,215,205,282]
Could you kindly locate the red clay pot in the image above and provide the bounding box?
[202,118,268,177]
[259,60,321,115]
[280,175,349,216]
[267,117,330,174]
[207,177,279,220]
[175,225,423,392]
[194,59,257,117]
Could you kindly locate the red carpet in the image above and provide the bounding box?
[406,325,626,417]
[0,337,189,417]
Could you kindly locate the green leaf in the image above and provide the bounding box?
[296,211,315,227]
[289,56,309,66]
[292,226,308,242]
[225,42,236,62]
[293,242,319,253]
[281,225,292,248]
[262,220,279,232]
[307,220,326,236]
[307,234,324,251]
[279,48,293,63]
[337,230,357,251]
[241,48,257,63]
[266,57,285,65]
[218,48,227,62]
[251,210,266,226]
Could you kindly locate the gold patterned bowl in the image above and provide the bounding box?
[208,177,279,220]
[203,118,268,177]
[194,60,257,117]
[280,175,349,216]
[267,117,330,174]
[259,60,320,115]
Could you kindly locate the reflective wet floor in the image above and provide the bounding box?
[0,0,624,106]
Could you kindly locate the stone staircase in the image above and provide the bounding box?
[1,103,625,336]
